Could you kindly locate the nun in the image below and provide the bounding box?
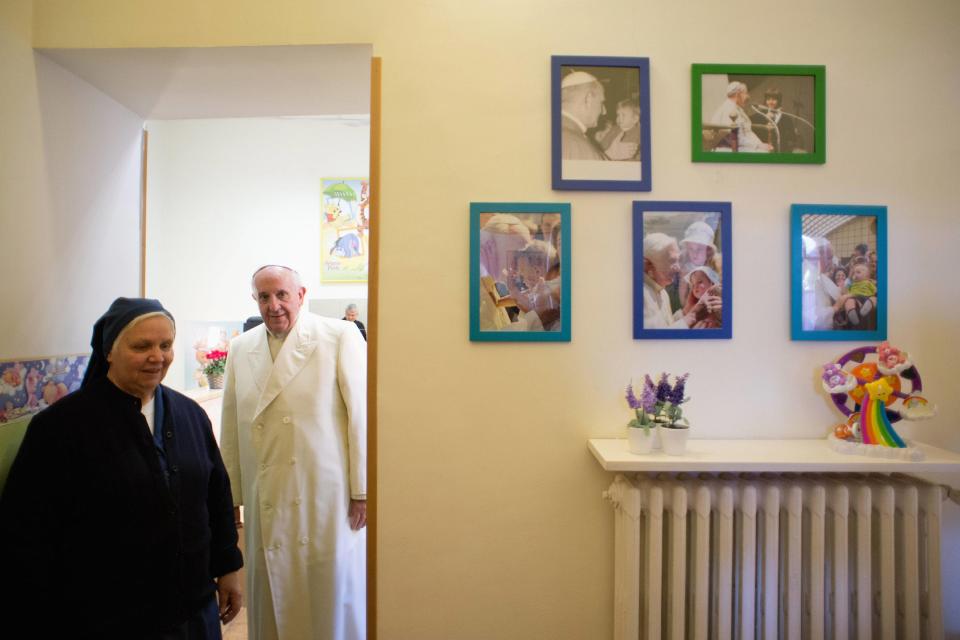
[0,297,243,638]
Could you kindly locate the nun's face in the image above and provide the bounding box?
[107,316,174,401]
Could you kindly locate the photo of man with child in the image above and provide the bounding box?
[477,211,564,334]
[640,212,724,331]
[800,214,880,331]
[559,65,644,182]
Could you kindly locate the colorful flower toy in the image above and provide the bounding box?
[822,343,937,459]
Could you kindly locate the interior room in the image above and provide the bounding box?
[1,0,959,637]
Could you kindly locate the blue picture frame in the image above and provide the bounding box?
[551,55,652,192]
[632,201,732,339]
[790,204,887,341]
[470,202,571,342]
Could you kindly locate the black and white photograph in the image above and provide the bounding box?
[552,56,651,190]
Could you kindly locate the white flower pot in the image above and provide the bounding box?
[658,425,690,456]
[627,426,655,454]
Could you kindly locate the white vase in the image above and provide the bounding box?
[659,425,690,456]
[627,426,655,454]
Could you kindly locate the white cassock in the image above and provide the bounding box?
[711,98,769,152]
[221,311,366,640]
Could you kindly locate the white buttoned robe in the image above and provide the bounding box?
[221,312,366,640]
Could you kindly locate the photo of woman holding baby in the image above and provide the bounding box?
[632,202,732,340]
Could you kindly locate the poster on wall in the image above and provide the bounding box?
[320,177,370,283]
[0,354,89,426]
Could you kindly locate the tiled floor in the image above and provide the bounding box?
[222,609,247,640]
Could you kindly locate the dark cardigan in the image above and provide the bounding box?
[0,377,243,638]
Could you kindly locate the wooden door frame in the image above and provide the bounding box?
[367,55,381,640]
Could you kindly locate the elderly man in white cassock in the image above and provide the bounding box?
[221,265,367,640]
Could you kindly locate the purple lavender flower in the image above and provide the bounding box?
[654,372,671,403]
[641,382,657,414]
[625,383,640,409]
[644,374,655,394]
[669,373,689,405]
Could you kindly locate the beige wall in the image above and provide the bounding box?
[13,0,960,637]
[0,0,142,359]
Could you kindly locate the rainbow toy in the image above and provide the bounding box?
[858,378,905,447]
[821,343,937,459]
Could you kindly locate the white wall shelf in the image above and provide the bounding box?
[588,438,960,473]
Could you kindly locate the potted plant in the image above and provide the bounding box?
[203,349,228,390]
[642,372,691,455]
[625,381,657,454]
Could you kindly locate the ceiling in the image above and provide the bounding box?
[37,44,372,120]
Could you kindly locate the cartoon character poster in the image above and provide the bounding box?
[0,354,89,426]
[321,177,370,283]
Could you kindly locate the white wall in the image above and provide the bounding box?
[0,1,142,359]
[144,117,370,389]
[25,0,960,636]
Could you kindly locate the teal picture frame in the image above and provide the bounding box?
[790,204,887,341]
[692,63,825,164]
[470,202,571,342]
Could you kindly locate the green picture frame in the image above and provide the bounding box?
[691,63,825,164]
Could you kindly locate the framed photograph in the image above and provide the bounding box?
[632,201,732,339]
[470,202,571,342]
[692,63,825,164]
[320,177,370,283]
[551,56,651,191]
[791,204,887,341]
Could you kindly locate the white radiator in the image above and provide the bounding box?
[604,473,944,640]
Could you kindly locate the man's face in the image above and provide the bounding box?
[649,243,680,287]
[735,89,749,107]
[586,85,606,128]
[253,268,306,335]
[345,308,358,322]
[107,316,174,399]
[765,97,780,110]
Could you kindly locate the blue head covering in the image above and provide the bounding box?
[81,297,175,388]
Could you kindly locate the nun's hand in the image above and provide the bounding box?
[217,570,243,624]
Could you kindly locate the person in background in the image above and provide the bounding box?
[343,303,367,341]
[221,265,367,640]
[677,220,721,305]
[751,88,800,152]
[0,297,243,638]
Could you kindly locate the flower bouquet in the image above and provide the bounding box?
[202,349,228,389]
